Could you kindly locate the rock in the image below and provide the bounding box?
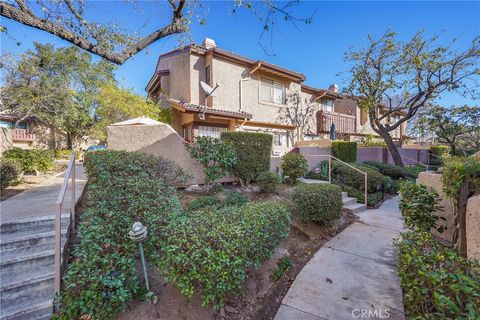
[185,184,204,193]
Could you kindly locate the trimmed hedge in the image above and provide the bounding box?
[280,152,308,184]
[0,158,21,189]
[396,231,480,319]
[332,141,357,162]
[221,131,272,185]
[55,150,186,319]
[362,161,410,180]
[256,171,280,192]
[158,202,291,308]
[3,147,54,172]
[292,183,343,224]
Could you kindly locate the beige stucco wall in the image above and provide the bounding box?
[156,51,191,102]
[466,193,480,261]
[1,128,14,155]
[417,171,454,243]
[107,124,206,185]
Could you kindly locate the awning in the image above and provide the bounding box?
[168,98,253,120]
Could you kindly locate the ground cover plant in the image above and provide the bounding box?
[292,183,343,224]
[280,152,308,184]
[221,131,272,186]
[158,202,291,308]
[55,150,186,319]
[256,171,280,192]
[3,147,54,172]
[396,231,480,319]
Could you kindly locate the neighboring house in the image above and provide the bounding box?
[145,38,408,153]
[0,114,67,150]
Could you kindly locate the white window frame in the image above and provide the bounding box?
[260,78,285,105]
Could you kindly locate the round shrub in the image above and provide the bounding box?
[292,183,343,224]
[0,158,21,189]
[221,131,273,185]
[280,152,308,184]
[158,202,291,308]
[256,171,280,192]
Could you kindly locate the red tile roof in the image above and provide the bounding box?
[167,98,253,120]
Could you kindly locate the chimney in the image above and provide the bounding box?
[328,84,339,93]
[202,38,217,49]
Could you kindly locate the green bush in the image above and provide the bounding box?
[3,147,54,172]
[158,202,291,308]
[271,256,292,281]
[430,145,450,157]
[54,149,80,159]
[0,158,21,189]
[329,161,386,193]
[256,171,280,192]
[280,152,308,184]
[55,150,186,320]
[383,176,399,194]
[332,141,357,162]
[221,131,272,185]
[362,161,409,180]
[404,165,426,178]
[187,195,220,211]
[223,191,249,207]
[396,231,480,319]
[341,185,383,207]
[186,136,237,192]
[399,181,444,232]
[292,183,343,224]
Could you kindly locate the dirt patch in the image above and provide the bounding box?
[116,185,357,320]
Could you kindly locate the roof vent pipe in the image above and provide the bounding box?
[202,38,217,49]
[328,84,339,93]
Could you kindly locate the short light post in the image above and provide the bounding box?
[129,222,150,291]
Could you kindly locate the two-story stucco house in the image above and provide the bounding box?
[145,38,407,152]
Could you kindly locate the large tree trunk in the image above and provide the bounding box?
[377,129,404,167]
[66,133,72,150]
[452,182,468,257]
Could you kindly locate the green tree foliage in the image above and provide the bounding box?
[413,105,480,155]
[220,131,272,186]
[345,31,480,167]
[1,43,114,148]
[91,81,170,141]
[186,136,237,192]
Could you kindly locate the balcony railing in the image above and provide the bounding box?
[317,111,356,135]
[12,128,36,141]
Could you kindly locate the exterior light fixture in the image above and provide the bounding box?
[129,222,150,291]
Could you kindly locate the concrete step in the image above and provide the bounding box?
[343,203,367,214]
[0,278,54,318]
[341,192,348,198]
[0,299,52,320]
[0,241,66,267]
[342,196,357,206]
[0,214,70,234]
[0,228,68,251]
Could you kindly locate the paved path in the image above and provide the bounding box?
[275,197,405,320]
[0,164,87,223]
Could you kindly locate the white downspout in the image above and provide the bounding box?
[239,77,250,111]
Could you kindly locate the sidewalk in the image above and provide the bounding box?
[0,164,87,223]
[275,197,405,320]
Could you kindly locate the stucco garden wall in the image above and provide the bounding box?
[357,147,429,166]
[417,171,454,244]
[107,123,208,185]
[466,193,480,260]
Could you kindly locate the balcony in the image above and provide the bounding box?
[317,111,356,135]
[12,129,36,141]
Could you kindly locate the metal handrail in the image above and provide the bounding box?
[54,152,76,294]
[301,154,368,206]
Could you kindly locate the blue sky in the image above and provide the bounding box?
[1,1,479,106]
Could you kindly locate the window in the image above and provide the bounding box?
[183,127,191,141]
[272,132,290,147]
[205,65,211,85]
[261,79,285,104]
[321,99,334,112]
[197,125,226,139]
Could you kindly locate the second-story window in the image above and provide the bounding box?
[321,98,334,112]
[261,79,285,104]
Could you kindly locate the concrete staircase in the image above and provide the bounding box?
[342,192,367,214]
[0,214,70,320]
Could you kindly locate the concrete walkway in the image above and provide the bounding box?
[0,163,87,223]
[275,197,405,320]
